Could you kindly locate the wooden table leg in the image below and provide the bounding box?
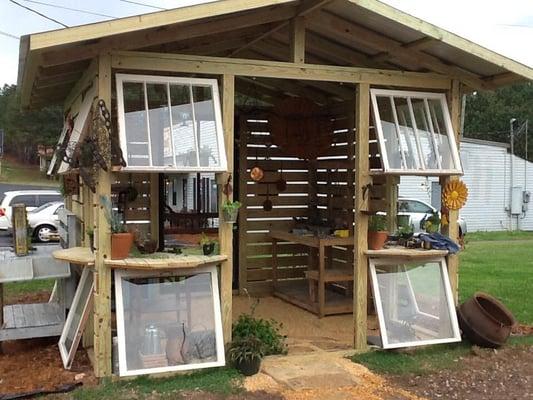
[272,239,278,290]
[318,244,325,318]
[0,283,3,328]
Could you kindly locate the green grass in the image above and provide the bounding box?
[465,230,533,242]
[353,336,533,376]
[71,368,243,400]
[459,237,533,324]
[4,279,54,302]
[0,158,58,187]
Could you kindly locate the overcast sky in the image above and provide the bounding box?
[1,0,532,86]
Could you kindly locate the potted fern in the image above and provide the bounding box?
[100,195,133,260]
[368,214,388,250]
[228,336,265,376]
[222,200,242,223]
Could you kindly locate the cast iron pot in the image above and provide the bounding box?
[458,292,516,348]
[202,243,215,256]
[235,357,261,376]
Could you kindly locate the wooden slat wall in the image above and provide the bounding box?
[238,104,356,295]
[111,173,152,236]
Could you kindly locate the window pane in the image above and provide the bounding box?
[123,82,150,167]
[411,99,439,170]
[118,272,220,375]
[428,99,454,170]
[170,85,197,167]
[393,98,420,170]
[147,83,173,167]
[373,261,458,347]
[192,86,220,168]
[11,195,37,207]
[376,97,403,169]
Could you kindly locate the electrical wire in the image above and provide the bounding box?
[21,0,117,19]
[8,0,68,27]
[0,30,20,40]
[119,0,166,10]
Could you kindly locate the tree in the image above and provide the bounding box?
[464,82,533,161]
[0,84,63,163]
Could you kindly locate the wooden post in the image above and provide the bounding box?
[0,283,3,329]
[441,79,461,305]
[353,83,370,350]
[150,173,160,247]
[219,74,235,344]
[93,53,113,378]
[385,175,399,232]
[12,204,29,256]
[289,16,306,64]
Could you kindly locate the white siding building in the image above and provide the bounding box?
[400,138,533,232]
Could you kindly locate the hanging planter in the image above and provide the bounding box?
[222,200,242,223]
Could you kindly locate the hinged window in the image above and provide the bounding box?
[116,74,227,172]
[370,89,462,175]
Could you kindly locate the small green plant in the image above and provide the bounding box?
[227,336,265,364]
[422,212,441,233]
[199,232,214,246]
[99,195,127,233]
[368,214,387,232]
[222,200,242,213]
[86,226,94,238]
[232,300,287,356]
[397,224,414,239]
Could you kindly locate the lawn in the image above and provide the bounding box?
[0,157,58,187]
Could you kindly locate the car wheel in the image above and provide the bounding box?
[34,225,56,243]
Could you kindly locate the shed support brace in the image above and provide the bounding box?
[354,82,370,350]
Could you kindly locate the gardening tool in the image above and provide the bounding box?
[263,184,273,211]
[275,161,287,192]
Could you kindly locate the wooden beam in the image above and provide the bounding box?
[310,10,492,90]
[289,16,306,63]
[440,79,461,305]
[111,51,452,89]
[64,58,97,112]
[219,74,235,344]
[353,82,370,350]
[93,53,113,378]
[483,72,525,87]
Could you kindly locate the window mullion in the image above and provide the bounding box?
[397,109,419,170]
[143,81,153,166]
[389,96,407,170]
[406,97,426,170]
[189,85,201,167]
[166,83,177,167]
[423,98,442,170]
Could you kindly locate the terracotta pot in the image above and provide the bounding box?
[458,292,516,348]
[111,232,134,260]
[367,231,388,250]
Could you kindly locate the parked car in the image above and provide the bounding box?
[27,201,64,242]
[0,190,62,231]
[397,197,467,237]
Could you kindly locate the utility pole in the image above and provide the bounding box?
[510,118,516,230]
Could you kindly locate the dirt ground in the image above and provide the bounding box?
[391,343,533,400]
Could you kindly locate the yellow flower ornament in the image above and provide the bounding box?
[442,180,468,210]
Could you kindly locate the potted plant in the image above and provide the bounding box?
[222,200,242,223]
[228,336,264,376]
[368,214,388,250]
[199,232,216,255]
[422,212,441,233]
[100,195,133,260]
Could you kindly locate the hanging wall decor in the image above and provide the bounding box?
[62,173,80,196]
[250,148,264,182]
[270,97,333,160]
[442,180,468,210]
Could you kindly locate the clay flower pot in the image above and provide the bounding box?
[111,232,134,260]
[367,231,388,250]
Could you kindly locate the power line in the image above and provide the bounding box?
[0,30,20,40]
[119,0,166,10]
[8,0,68,27]
[21,0,117,19]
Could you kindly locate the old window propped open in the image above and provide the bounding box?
[370,89,463,175]
[116,74,227,172]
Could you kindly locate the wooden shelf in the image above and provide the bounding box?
[104,254,227,270]
[53,247,95,266]
[270,230,354,248]
[365,246,448,259]
[307,269,353,282]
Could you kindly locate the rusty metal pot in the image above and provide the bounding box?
[458,292,517,348]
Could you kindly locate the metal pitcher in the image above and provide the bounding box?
[142,324,162,355]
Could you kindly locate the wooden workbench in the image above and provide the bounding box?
[270,230,354,318]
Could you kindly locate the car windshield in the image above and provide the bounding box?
[30,202,60,213]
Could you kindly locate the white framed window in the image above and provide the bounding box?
[114,266,225,377]
[370,89,462,175]
[369,257,461,349]
[116,74,227,172]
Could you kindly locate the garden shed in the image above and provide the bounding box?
[15,0,533,379]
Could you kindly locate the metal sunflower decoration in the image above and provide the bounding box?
[442,180,468,210]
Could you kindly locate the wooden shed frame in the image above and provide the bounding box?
[16,0,533,379]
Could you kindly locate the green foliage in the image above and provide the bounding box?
[222,200,242,212]
[422,212,441,233]
[228,336,265,363]
[232,300,287,356]
[99,195,127,233]
[397,224,414,239]
[0,84,63,163]
[199,232,215,246]
[368,214,387,232]
[464,82,533,161]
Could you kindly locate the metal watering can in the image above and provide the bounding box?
[142,324,162,355]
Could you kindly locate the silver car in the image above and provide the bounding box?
[27,201,64,242]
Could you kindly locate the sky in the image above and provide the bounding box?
[0,0,532,86]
